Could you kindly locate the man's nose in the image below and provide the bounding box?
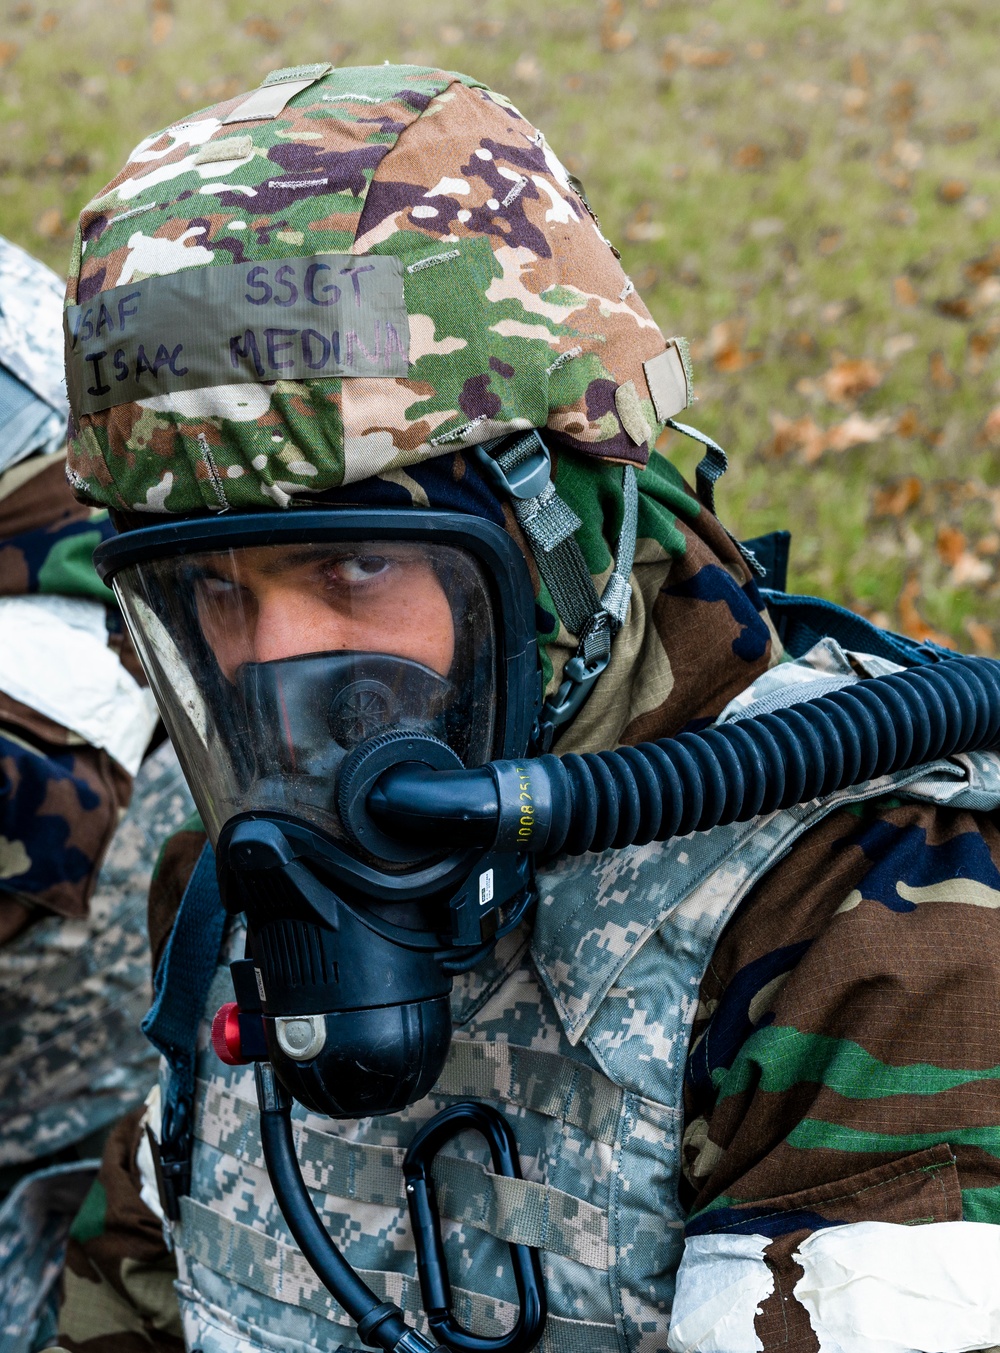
[252,587,349,663]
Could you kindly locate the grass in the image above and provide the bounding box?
[1,0,998,649]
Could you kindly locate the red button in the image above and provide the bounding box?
[211,1002,247,1065]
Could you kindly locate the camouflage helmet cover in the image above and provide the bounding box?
[64,64,690,514]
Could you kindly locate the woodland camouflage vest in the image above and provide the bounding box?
[148,644,1000,1353]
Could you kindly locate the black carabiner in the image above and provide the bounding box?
[403,1101,547,1353]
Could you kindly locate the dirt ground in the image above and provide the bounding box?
[2,0,998,648]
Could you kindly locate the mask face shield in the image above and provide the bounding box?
[95,511,539,878]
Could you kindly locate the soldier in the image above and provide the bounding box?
[0,238,195,1350]
[57,65,1000,1353]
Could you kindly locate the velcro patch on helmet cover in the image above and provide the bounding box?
[65,254,409,414]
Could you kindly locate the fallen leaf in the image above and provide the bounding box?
[115,56,137,74]
[38,9,57,31]
[151,12,173,42]
[977,533,1000,556]
[513,54,541,82]
[746,41,767,60]
[928,350,957,391]
[849,53,869,87]
[0,42,19,67]
[35,207,63,239]
[964,245,1000,285]
[887,79,917,127]
[963,618,995,655]
[601,0,635,52]
[842,87,868,115]
[821,355,882,404]
[935,295,973,320]
[873,476,922,517]
[981,406,1000,446]
[243,16,281,42]
[938,178,969,204]
[893,275,919,306]
[883,334,916,361]
[732,143,765,170]
[681,45,733,67]
[936,524,967,567]
[821,412,893,457]
[944,122,978,143]
[623,203,664,242]
[709,318,761,372]
[817,227,842,255]
[765,413,826,461]
[895,408,925,439]
[898,575,954,646]
[950,551,992,586]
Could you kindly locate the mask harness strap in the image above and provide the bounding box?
[666,417,766,579]
[474,431,638,746]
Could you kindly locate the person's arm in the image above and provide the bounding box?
[57,820,207,1351]
[676,797,1000,1352]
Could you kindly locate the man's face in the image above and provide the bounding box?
[190,543,456,681]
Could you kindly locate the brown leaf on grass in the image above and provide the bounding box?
[944,122,978,144]
[964,245,1000,285]
[821,412,893,457]
[963,618,995,655]
[935,295,973,321]
[601,0,635,52]
[898,575,955,647]
[35,207,63,239]
[887,79,917,127]
[895,408,927,439]
[709,319,761,373]
[732,143,765,170]
[937,178,969,204]
[765,414,824,460]
[151,13,172,43]
[683,46,733,67]
[936,524,967,567]
[0,42,19,67]
[873,476,922,517]
[893,275,919,306]
[928,350,957,391]
[38,9,57,31]
[821,355,882,404]
[981,406,1000,446]
[623,203,664,242]
[849,53,869,87]
[243,16,281,42]
[115,56,137,75]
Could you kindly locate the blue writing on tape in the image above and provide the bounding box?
[64,253,411,415]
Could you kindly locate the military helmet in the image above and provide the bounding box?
[64,63,691,514]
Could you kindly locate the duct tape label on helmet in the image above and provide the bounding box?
[64,253,410,415]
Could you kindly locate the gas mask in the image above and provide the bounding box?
[97,508,541,1119]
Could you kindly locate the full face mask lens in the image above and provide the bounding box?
[111,537,497,853]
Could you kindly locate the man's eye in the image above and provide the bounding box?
[332,555,391,584]
[197,575,241,600]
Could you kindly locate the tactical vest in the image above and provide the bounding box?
[148,617,1000,1353]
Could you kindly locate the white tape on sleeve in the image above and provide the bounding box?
[667,1233,773,1353]
[793,1220,1000,1353]
[0,594,158,775]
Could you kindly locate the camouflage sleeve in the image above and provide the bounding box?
[57,1107,183,1353]
[0,454,152,930]
[680,797,1000,1349]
